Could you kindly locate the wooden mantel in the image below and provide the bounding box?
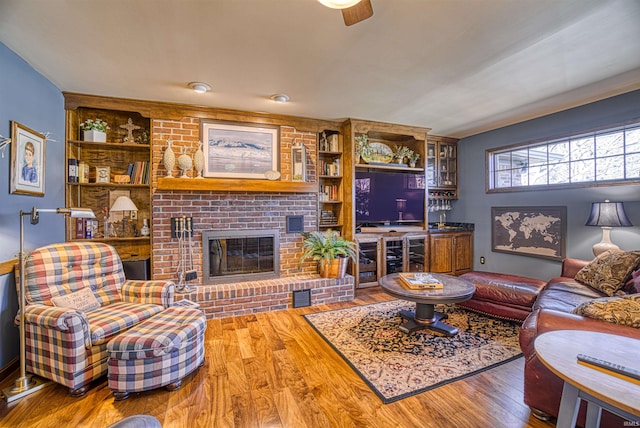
[156,177,318,193]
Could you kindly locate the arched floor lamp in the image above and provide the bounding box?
[2,206,94,403]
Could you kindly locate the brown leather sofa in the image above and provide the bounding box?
[519,257,640,425]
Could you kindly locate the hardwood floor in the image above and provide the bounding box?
[0,288,555,428]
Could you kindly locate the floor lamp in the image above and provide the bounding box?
[2,206,95,403]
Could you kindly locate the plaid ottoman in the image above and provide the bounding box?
[106,306,206,400]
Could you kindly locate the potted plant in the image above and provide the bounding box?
[354,134,371,164]
[408,151,420,168]
[299,229,357,278]
[393,145,414,165]
[80,118,109,142]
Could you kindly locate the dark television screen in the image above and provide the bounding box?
[355,171,426,224]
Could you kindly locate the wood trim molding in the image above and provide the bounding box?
[347,118,431,141]
[0,258,17,276]
[157,177,318,193]
[0,358,18,382]
[63,92,343,133]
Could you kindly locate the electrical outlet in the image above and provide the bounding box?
[480,256,485,264]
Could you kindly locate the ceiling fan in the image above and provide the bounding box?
[318,0,374,26]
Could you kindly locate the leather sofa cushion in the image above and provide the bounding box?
[460,272,546,307]
[533,277,606,313]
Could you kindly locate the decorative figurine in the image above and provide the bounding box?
[120,118,141,143]
[177,146,193,178]
[163,139,175,178]
[193,141,204,178]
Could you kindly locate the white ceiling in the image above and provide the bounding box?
[1,0,640,138]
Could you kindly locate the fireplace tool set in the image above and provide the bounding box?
[173,216,197,292]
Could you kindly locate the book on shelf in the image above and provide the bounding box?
[127,161,150,184]
[75,218,85,239]
[398,272,443,290]
[78,161,89,183]
[68,158,78,183]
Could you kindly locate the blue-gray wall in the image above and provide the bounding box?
[0,42,65,372]
[453,90,640,280]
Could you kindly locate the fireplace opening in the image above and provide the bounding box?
[202,229,280,284]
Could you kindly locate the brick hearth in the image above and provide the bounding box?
[175,275,354,319]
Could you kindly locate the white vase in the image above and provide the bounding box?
[83,130,106,142]
[163,140,175,178]
[177,147,193,178]
[193,141,204,178]
[140,219,150,236]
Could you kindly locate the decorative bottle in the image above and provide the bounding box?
[193,141,204,178]
[163,140,175,178]
[140,219,150,236]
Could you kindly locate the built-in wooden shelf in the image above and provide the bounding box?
[70,237,150,243]
[157,177,318,193]
[68,140,150,151]
[0,258,17,275]
[355,164,424,172]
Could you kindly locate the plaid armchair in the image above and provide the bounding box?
[18,242,174,396]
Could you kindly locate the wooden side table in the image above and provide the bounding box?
[534,330,640,427]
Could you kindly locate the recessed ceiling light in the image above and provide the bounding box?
[318,0,361,9]
[188,82,212,93]
[270,94,290,103]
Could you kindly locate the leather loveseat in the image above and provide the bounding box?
[519,256,640,425]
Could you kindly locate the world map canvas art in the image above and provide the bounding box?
[491,206,566,260]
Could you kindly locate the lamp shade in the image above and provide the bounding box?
[585,200,633,227]
[318,0,361,9]
[37,207,95,218]
[110,196,138,212]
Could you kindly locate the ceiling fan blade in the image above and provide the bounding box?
[342,0,373,26]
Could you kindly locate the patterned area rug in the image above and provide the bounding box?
[304,300,522,403]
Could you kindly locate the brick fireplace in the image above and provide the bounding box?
[202,229,280,284]
[148,118,354,318]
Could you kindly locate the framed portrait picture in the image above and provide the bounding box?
[10,121,46,196]
[201,120,279,179]
[491,206,567,261]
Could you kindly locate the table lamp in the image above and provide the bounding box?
[585,200,633,256]
[110,196,138,238]
[2,206,95,403]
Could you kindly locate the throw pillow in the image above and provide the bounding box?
[623,270,640,294]
[51,287,101,312]
[572,294,640,328]
[574,250,640,296]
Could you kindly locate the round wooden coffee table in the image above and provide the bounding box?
[379,273,475,336]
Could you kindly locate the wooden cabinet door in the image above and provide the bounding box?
[453,232,473,274]
[405,235,428,272]
[383,237,405,276]
[355,237,382,288]
[429,233,454,274]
